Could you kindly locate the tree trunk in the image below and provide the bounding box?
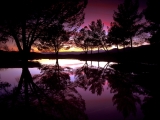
[56,51,59,64]
[98,61,100,68]
[116,44,119,54]
[98,46,99,54]
[91,47,92,55]
[130,37,132,48]
[24,65,29,107]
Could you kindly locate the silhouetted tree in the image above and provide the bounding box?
[74,20,107,67]
[0,43,9,51]
[111,0,143,48]
[35,24,70,62]
[74,26,90,55]
[107,22,124,50]
[0,1,88,112]
[74,19,108,56]
[143,0,160,44]
[0,0,88,62]
[88,19,108,53]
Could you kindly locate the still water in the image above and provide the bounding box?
[0,59,156,120]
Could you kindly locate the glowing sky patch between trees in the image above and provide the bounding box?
[3,0,147,52]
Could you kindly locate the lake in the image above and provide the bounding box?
[0,59,158,120]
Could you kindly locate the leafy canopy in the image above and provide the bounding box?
[0,0,88,53]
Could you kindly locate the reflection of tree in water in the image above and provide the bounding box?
[0,68,7,71]
[74,61,146,119]
[134,65,160,120]
[110,62,160,120]
[1,60,160,120]
[75,61,110,95]
[0,80,11,94]
[106,68,142,119]
[33,60,87,120]
[141,95,160,120]
[0,60,88,120]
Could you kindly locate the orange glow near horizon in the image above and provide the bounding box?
[4,35,150,52]
[59,47,83,52]
[5,42,150,53]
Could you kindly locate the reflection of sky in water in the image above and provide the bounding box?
[32,59,116,68]
[31,59,116,82]
[0,59,114,84]
[77,86,144,120]
[0,59,144,120]
[0,68,41,86]
[33,59,86,68]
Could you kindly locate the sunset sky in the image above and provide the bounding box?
[82,0,147,32]
[64,0,148,52]
[5,0,148,52]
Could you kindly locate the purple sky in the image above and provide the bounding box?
[82,0,147,32]
[4,0,148,52]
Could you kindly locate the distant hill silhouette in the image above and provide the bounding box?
[0,44,159,63]
[78,44,160,63]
